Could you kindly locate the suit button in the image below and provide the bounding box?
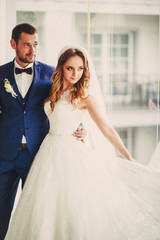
[24,111,26,114]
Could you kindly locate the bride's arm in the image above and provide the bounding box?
[81,95,133,161]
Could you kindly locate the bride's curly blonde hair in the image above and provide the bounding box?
[44,48,90,113]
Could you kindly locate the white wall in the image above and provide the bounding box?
[0,0,7,64]
[44,11,75,66]
[6,0,16,62]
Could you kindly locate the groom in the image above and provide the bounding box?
[0,23,85,240]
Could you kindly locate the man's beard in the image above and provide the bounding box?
[16,49,36,63]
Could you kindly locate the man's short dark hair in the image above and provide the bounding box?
[11,23,37,43]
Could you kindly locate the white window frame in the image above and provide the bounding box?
[107,31,134,104]
[81,29,134,105]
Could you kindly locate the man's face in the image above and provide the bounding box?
[11,32,38,67]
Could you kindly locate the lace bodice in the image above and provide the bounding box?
[44,90,87,136]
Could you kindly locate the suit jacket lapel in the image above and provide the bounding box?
[25,61,40,106]
[8,60,23,105]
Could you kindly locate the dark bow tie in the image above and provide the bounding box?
[15,67,32,75]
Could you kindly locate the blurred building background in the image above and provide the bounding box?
[0,0,160,164]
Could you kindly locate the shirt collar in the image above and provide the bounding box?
[14,59,34,69]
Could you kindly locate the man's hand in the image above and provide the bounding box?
[73,123,87,143]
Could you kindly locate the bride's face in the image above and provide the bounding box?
[62,55,84,88]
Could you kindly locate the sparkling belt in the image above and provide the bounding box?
[49,131,73,137]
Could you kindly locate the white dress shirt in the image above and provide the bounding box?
[14,60,34,144]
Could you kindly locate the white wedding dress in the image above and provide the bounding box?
[5,90,160,240]
[149,141,160,169]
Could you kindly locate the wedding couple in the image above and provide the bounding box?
[0,23,160,240]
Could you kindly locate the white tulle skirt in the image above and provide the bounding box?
[149,141,160,169]
[5,133,160,240]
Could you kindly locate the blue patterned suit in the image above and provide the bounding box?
[0,60,55,239]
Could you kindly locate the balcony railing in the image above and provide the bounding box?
[100,74,159,108]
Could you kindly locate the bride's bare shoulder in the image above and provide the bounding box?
[79,95,97,109]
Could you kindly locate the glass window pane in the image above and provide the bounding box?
[112,73,128,95]
[111,47,121,57]
[110,60,117,69]
[112,48,117,57]
[91,34,102,44]
[93,61,101,73]
[120,61,128,71]
[91,47,101,57]
[113,34,121,44]
[121,34,128,44]
[121,48,128,57]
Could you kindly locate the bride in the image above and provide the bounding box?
[5,45,160,240]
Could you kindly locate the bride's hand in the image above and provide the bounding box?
[73,124,87,143]
[128,157,143,165]
[130,158,138,163]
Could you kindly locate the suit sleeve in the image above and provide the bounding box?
[0,100,1,114]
